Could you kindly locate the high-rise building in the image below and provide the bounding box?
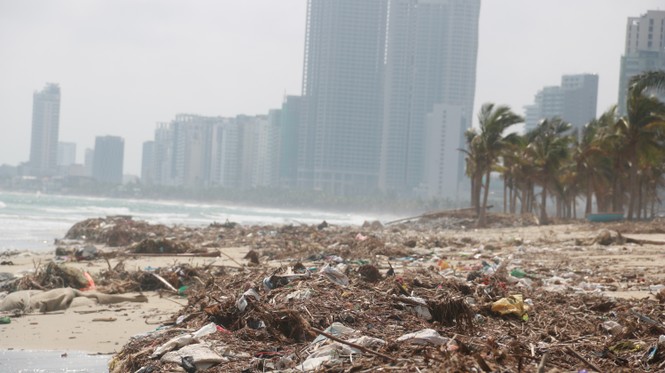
[561,74,599,132]
[84,148,94,177]
[618,10,665,115]
[29,83,61,176]
[299,0,388,195]
[380,0,481,198]
[171,114,219,187]
[239,114,278,189]
[279,96,303,188]
[152,123,175,186]
[424,104,466,199]
[141,141,155,184]
[57,142,76,167]
[210,118,242,189]
[524,74,598,134]
[92,136,124,184]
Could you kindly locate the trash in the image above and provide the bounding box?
[151,334,195,358]
[601,320,623,335]
[510,268,526,278]
[286,288,314,301]
[644,345,658,363]
[396,329,449,346]
[649,284,665,293]
[302,324,386,371]
[491,294,530,319]
[235,288,260,312]
[53,214,665,372]
[312,322,359,344]
[75,245,98,261]
[437,259,450,270]
[160,343,226,371]
[192,322,218,339]
[151,273,178,293]
[609,340,644,353]
[320,265,349,287]
[80,272,96,291]
[151,323,218,358]
[0,316,10,324]
[398,295,432,321]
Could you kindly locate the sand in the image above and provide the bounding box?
[0,246,249,354]
[2,222,665,356]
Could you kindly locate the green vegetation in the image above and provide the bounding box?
[462,70,665,224]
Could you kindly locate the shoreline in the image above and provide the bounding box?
[0,247,250,354]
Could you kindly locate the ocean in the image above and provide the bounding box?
[0,191,384,252]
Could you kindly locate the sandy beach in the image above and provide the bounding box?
[0,247,249,354]
[4,215,665,371]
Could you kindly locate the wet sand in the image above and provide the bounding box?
[0,247,249,354]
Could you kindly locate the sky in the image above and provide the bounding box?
[0,0,663,175]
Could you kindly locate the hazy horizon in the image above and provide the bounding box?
[1,0,663,175]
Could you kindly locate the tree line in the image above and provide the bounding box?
[463,71,665,226]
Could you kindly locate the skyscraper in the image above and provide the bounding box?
[561,74,599,132]
[524,74,599,134]
[29,83,61,176]
[380,0,481,196]
[171,114,217,187]
[57,142,76,167]
[279,96,303,188]
[299,0,388,195]
[92,136,124,184]
[618,10,665,115]
[141,141,155,184]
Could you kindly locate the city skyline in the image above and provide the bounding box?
[1,1,664,175]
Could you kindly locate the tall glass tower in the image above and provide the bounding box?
[29,83,61,176]
[298,0,388,195]
[380,0,481,196]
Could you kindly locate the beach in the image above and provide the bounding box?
[0,248,249,354]
[3,212,665,371]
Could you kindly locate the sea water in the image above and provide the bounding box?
[0,191,382,252]
[0,350,109,372]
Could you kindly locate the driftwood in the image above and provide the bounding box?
[385,206,491,225]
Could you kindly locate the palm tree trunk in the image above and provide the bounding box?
[473,171,482,216]
[540,185,548,225]
[637,179,643,220]
[585,179,592,215]
[503,180,507,213]
[627,154,638,219]
[478,170,492,227]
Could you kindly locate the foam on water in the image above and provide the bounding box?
[0,191,390,252]
[0,350,110,372]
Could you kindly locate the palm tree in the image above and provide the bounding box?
[630,70,665,94]
[474,103,523,227]
[617,87,665,219]
[525,118,572,225]
[460,129,483,215]
[573,107,617,215]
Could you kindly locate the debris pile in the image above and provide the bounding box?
[65,216,169,247]
[5,215,665,371]
[101,216,665,372]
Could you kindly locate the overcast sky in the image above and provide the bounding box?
[1,0,663,175]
